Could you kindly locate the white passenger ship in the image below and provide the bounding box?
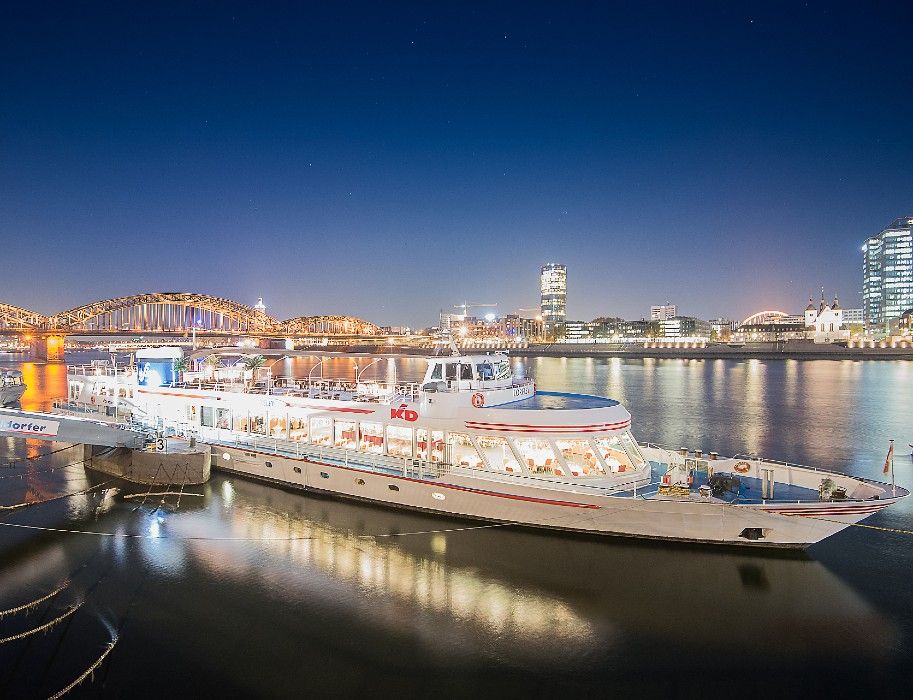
[58,351,907,548]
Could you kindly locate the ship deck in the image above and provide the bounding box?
[617,461,824,503]
[495,391,619,410]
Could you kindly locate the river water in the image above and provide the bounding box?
[1,353,911,698]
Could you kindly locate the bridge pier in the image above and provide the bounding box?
[29,335,65,362]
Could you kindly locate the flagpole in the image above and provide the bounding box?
[891,438,896,497]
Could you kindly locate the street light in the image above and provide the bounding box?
[354,357,383,384]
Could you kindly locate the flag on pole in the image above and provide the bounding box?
[883,442,894,474]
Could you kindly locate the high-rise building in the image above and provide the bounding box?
[650,304,677,321]
[863,217,913,327]
[540,264,567,325]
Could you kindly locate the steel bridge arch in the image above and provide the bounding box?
[278,315,383,336]
[47,292,277,333]
[740,310,791,327]
[0,302,47,331]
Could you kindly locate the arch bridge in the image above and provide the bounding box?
[0,293,388,359]
[740,310,792,328]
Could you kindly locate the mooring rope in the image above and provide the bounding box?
[46,636,118,700]
[0,581,70,620]
[1,445,75,470]
[0,604,82,645]
[121,492,204,500]
[0,479,113,512]
[0,460,87,481]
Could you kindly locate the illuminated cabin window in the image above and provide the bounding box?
[386,425,413,458]
[269,415,287,439]
[416,429,445,463]
[555,439,604,477]
[593,433,644,472]
[358,422,384,455]
[513,438,559,476]
[289,414,308,442]
[388,484,400,491]
[334,420,357,450]
[216,408,231,430]
[309,416,332,446]
[293,466,302,474]
[320,472,330,479]
[448,433,484,469]
[475,436,522,474]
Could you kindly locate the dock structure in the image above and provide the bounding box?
[0,408,145,448]
[0,408,210,485]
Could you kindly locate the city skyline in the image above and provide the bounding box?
[2,2,912,327]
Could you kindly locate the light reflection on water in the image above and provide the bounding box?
[1,352,912,696]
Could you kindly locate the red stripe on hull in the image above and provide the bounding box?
[464,423,630,434]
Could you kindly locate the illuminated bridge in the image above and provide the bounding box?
[0,292,387,359]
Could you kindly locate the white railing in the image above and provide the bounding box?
[196,427,452,478]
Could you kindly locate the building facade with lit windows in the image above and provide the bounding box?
[540,264,567,326]
[863,217,913,328]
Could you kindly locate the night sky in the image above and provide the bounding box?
[2,1,911,327]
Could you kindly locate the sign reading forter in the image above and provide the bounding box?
[0,418,60,437]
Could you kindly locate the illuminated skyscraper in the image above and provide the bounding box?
[863,217,913,327]
[540,264,567,325]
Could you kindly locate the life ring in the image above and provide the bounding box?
[471,392,485,408]
[661,474,671,485]
[734,461,751,474]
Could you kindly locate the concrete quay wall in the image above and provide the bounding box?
[83,443,211,485]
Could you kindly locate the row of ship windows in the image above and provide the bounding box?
[213,410,644,478]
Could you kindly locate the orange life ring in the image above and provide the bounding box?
[661,474,671,485]
[734,461,751,474]
[471,392,485,408]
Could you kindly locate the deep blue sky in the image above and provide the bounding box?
[2,1,911,326]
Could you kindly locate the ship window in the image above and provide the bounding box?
[309,416,332,446]
[249,414,267,435]
[293,466,302,474]
[335,420,357,450]
[494,361,511,380]
[215,408,231,430]
[269,414,287,439]
[460,364,473,380]
[386,425,413,458]
[477,363,493,380]
[513,438,558,476]
[449,432,484,469]
[358,421,384,454]
[320,471,330,479]
[555,439,605,477]
[445,363,458,381]
[355,478,365,485]
[619,431,646,467]
[430,364,443,380]
[265,461,273,468]
[201,406,215,428]
[476,435,522,474]
[233,413,250,432]
[416,428,428,459]
[388,484,400,491]
[594,434,643,472]
[289,414,309,441]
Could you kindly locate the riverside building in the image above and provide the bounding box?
[863,217,913,328]
[540,264,567,327]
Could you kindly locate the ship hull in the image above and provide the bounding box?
[210,445,893,549]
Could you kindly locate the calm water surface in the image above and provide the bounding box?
[1,352,912,698]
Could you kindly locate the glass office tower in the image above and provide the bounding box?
[863,217,913,328]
